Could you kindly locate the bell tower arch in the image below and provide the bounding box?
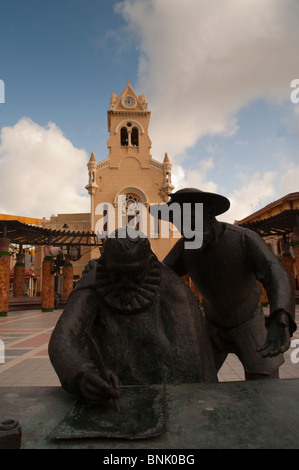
[107,81,152,168]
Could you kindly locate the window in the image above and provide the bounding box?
[121,127,128,146]
[120,124,139,147]
[123,193,141,230]
[131,127,139,146]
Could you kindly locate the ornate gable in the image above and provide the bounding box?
[108,81,149,132]
[110,80,147,112]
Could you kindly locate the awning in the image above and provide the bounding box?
[236,209,299,237]
[0,220,103,247]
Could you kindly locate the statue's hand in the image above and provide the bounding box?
[79,368,120,405]
[257,310,291,358]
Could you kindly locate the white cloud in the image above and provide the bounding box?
[206,143,221,155]
[280,164,299,195]
[171,160,278,223]
[172,158,219,193]
[116,0,299,160]
[224,171,278,223]
[272,153,299,196]
[0,118,90,218]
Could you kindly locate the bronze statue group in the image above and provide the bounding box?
[49,189,297,406]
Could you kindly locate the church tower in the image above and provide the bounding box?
[86,81,175,260]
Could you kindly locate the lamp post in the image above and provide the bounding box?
[41,245,82,312]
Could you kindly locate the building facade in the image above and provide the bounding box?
[31,82,177,299]
[85,81,175,261]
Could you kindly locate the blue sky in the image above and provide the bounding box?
[0,0,135,156]
[0,0,298,222]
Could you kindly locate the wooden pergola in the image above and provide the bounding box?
[0,219,104,313]
[236,209,299,238]
[0,219,103,247]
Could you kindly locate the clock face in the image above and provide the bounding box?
[123,96,136,108]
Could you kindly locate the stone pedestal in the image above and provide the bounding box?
[62,263,73,298]
[0,238,11,316]
[2,380,299,448]
[41,257,55,312]
[13,253,25,297]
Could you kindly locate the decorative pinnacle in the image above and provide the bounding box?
[163,153,170,163]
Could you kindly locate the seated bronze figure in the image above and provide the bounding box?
[49,228,217,405]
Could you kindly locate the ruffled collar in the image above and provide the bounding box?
[95,257,161,315]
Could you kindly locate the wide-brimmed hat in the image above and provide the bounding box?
[166,188,230,216]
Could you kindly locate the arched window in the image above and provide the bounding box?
[120,123,139,147]
[121,127,128,146]
[122,193,141,230]
[131,127,139,146]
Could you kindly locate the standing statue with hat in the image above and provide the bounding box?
[153,188,297,380]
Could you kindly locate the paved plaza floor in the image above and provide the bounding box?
[0,306,299,387]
